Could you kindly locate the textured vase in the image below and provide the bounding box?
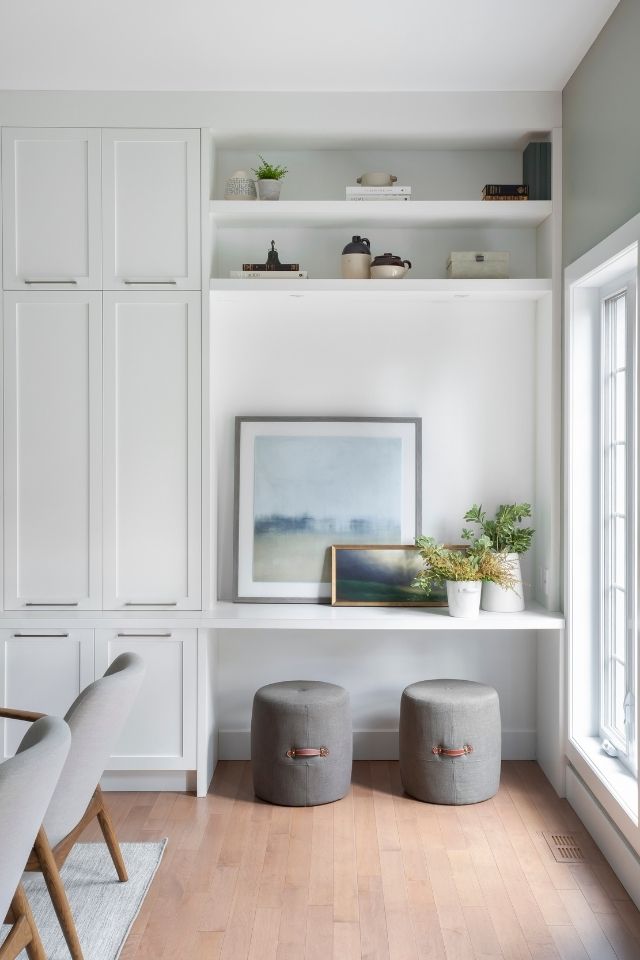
[446,580,481,618]
[481,553,525,612]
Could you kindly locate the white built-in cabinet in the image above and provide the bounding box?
[103,293,201,610]
[1,128,102,290]
[102,129,200,290]
[3,292,102,610]
[0,628,94,758]
[95,629,197,770]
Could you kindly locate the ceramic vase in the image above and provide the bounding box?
[257,179,282,201]
[481,553,525,612]
[224,170,257,201]
[446,580,482,618]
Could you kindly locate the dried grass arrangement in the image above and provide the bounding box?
[414,535,518,597]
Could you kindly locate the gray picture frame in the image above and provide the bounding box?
[233,416,422,603]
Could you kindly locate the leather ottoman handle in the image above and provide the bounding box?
[286,747,329,758]
[432,744,473,757]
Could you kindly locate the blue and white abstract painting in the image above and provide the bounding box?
[253,435,402,582]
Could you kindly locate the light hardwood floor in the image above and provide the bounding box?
[79,762,640,959]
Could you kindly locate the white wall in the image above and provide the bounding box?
[216,627,537,760]
[212,298,538,602]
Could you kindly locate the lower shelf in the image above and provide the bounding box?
[209,278,552,302]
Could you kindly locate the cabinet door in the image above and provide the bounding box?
[102,129,200,290]
[2,128,101,290]
[95,629,196,770]
[103,293,201,609]
[3,293,102,610]
[0,628,94,758]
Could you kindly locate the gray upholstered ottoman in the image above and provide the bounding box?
[251,680,352,806]
[399,679,501,805]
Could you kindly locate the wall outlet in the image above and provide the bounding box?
[540,566,550,595]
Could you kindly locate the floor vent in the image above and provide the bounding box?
[542,831,586,864]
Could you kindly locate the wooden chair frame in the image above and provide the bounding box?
[0,707,129,960]
[1,884,46,960]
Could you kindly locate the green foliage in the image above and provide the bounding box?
[252,155,288,180]
[413,536,517,596]
[462,502,535,554]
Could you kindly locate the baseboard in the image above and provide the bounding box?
[101,770,197,792]
[218,729,536,762]
[566,765,640,909]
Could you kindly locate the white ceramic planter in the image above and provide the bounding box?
[256,179,282,201]
[481,553,525,612]
[446,580,482,618]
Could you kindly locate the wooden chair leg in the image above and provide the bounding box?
[0,884,46,960]
[95,785,128,881]
[33,827,84,960]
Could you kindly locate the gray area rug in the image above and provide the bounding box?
[3,841,166,960]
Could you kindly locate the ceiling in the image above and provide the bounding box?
[0,0,619,93]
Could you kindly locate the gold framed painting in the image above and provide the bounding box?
[331,544,448,607]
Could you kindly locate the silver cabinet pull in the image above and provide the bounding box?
[123,279,177,285]
[12,633,70,638]
[25,601,80,607]
[117,632,172,638]
[24,279,78,285]
[124,601,178,606]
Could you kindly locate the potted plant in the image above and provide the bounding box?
[414,536,516,619]
[252,155,288,201]
[462,503,535,612]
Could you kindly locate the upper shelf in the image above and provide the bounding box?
[209,200,553,229]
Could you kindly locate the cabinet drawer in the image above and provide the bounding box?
[102,129,200,290]
[0,628,94,758]
[2,128,101,290]
[95,629,197,770]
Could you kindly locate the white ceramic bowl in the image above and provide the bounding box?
[370,264,408,279]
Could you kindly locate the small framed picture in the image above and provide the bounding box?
[234,416,421,603]
[331,544,447,607]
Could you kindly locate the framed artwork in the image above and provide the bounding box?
[331,544,447,607]
[233,416,421,602]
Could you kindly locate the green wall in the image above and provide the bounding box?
[563,0,640,265]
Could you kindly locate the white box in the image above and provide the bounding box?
[447,251,510,279]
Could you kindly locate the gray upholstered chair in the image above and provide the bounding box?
[0,716,71,960]
[0,652,145,960]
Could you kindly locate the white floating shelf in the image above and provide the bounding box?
[210,278,552,302]
[208,601,565,631]
[210,199,552,229]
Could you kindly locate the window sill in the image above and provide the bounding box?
[569,735,638,824]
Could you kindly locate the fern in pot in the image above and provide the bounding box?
[462,503,534,612]
[252,155,288,201]
[414,536,517,619]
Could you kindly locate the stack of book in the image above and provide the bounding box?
[345,185,412,201]
[230,263,308,279]
[482,184,529,201]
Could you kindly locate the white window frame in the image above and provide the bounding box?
[599,276,637,772]
[565,216,640,845]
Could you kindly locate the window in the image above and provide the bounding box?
[600,285,636,771]
[567,224,640,831]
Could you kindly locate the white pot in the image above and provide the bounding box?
[256,179,282,201]
[370,263,411,279]
[446,580,482,618]
[481,553,525,612]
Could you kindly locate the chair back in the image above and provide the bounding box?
[44,652,145,847]
[0,716,71,919]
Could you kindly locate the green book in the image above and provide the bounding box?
[522,142,551,201]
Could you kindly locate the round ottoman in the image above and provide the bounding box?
[251,680,352,806]
[399,679,501,805]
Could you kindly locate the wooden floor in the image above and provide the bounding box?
[79,761,640,959]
